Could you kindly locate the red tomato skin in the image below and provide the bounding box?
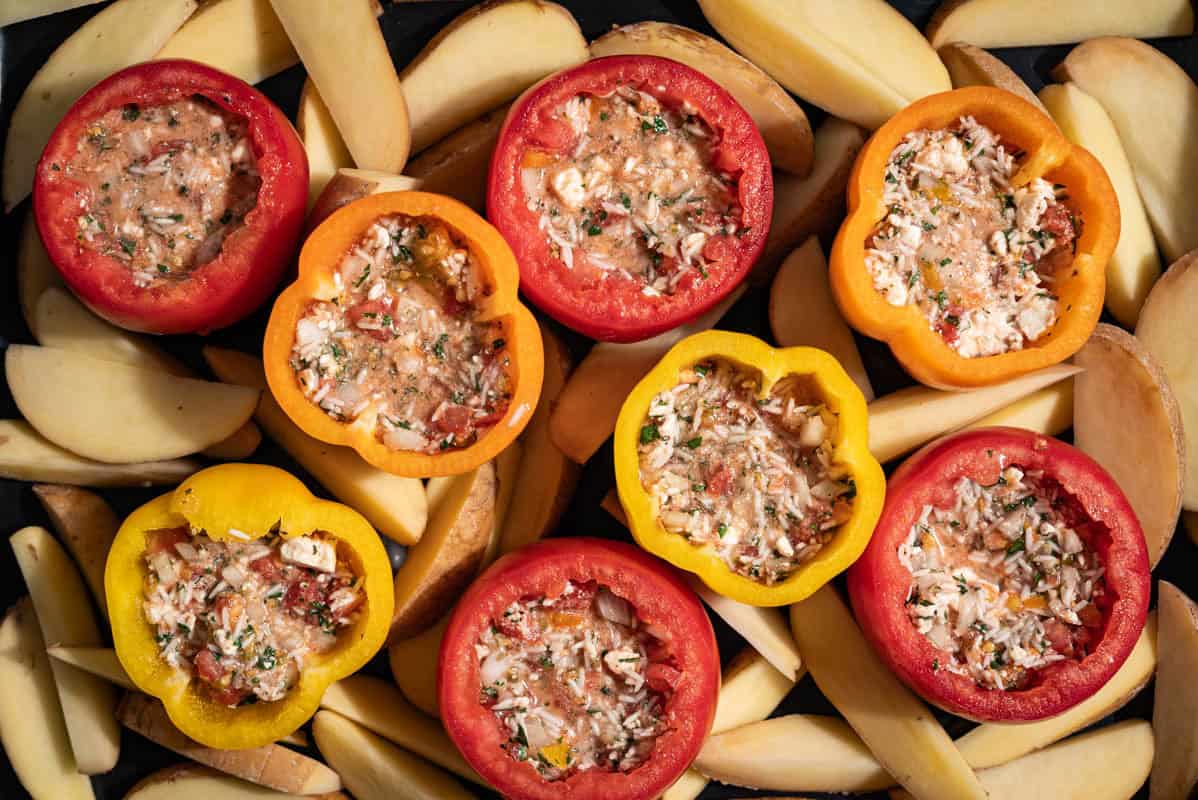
[846,427,1150,722]
[33,59,308,335]
[487,55,772,343]
[438,537,720,800]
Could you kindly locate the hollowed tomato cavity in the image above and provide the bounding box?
[636,358,854,586]
[65,95,261,289]
[477,580,676,780]
[289,214,512,454]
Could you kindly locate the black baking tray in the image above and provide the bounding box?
[1,1,1195,797]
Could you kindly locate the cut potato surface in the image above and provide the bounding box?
[1073,324,1184,567]
[699,0,949,130]
[405,105,508,211]
[389,614,445,717]
[1136,253,1198,509]
[0,0,104,27]
[155,0,298,85]
[928,0,1194,48]
[938,43,1045,112]
[0,598,94,800]
[6,345,258,464]
[590,22,813,175]
[18,212,63,338]
[400,0,588,153]
[124,764,346,800]
[963,381,1073,436]
[297,79,355,209]
[1056,38,1198,264]
[1151,583,1198,799]
[33,483,119,619]
[1039,82,1161,327]
[2,0,197,211]
[47,646,135,691]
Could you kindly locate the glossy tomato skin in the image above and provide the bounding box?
[488,55,772,343]
[33,59,308,334]
[439,537,720,800]
[847,427,1150,722]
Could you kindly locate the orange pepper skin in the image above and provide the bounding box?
[613,330,885,607]
[106,463,394,750]
[263,191,544,477]
[830,87,1118,390]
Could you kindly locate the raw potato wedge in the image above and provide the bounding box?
[963,380,1073,436]
[1073,324,1185,567]
[406,105,508,211]
[928,0,1194,48]
[298,79,355,208]
[550,286,746,464]
[156,0,297,85]
[0,419,200,487]
[790,586,986,800]
[756,117,867,280]
[956,612,1156,768]
[308,168,423,232]
[1136,253,1198,509]
[390,463,496,640]
[6,345,258,464]
[867,363,1082,463]
[483,445,523,568]
[1039,82,1160,327]
[18,212,62,338]
[769,237,874,400]
[2,0,197,211]
[589,22,813,176]
[321,676,484,786]
[938,43,1045,112]
[117,693,342,794]
[125,764,347,800]
[389,614,446,717]
[400,0,588,153]
[698,0,950,131]
[1151,582,1198,799]
[0,0,104,27]
[11,526,119,775]
[33,484,118,619]
[202,347,428,543]
[47,647,135,691]
[0,599,94,800]
[1056,38,1198,263]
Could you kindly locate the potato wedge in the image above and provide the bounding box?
[321,676,484,785]
[391,463,496,640]
[962,380,1073,436]
[1151,582,1198,799]
[499,323,579,554]
[33,484,118,618]
[550,285,746,464]
[0,599,94,800]
[401,0,587,153]
[297,79,355,209]
[1136,252,1198,509]
[2,0,197,211]
[956,612,1156,768]
[0,0,104,27]
[11,526,119,774]
[1039,82,1161,327]
[47,646,134,691]
[1073,324,1184,567]
[18,212,62,338]
[7,345,258,464]
[927,0,1193,48]
[756,117,867,280]
[769,237,874,400]
[118,693,341,793]
[202,347,428,543]
[938,43,1045,112]
[271,0,409,173]
[590,22,813,176]
[308,168,423,232]
[698,0,949,131]
[125,764,346,800]
[155,0,297,85]
[388,614,446,717]
[405,105,508,211]
[867,363,1082,463]
[790,586,986,800]
[483,445,522,568]
[0,419,199,487]
[1055,38,1198,263]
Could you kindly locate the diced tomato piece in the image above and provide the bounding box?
[529,117,576,151]
[706,465,732,497]
[475,405,509,429]
[1043,619,1075,656]
[284,578,324,612]
[701,234,733,265]
[1078,603,1103,628]
[249,555,284,582]
[207,684,252,706]
[1039,203,1075,246]
[433,405,473,435]
[145,526,189,555]
[555,581,597,610]
[347,300,393,342]
[645,663,682,694]
[194,649,224,683]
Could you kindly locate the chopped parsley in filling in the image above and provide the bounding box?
[636,359,855,586]
[522,85,743,296]
[866,115,1079,358]
[899,462,1106,690]
[290,215,512,454]
[478,580,673,780]
[142,526,363,707]
[66,96,261,288]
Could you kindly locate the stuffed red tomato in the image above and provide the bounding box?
[34,59,308,334]
[847,427,1150,722]
[488,55,772,343]
[439,537,719,800]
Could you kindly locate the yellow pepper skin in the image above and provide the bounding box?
[106,463,393,750]
[614,331,885,606]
